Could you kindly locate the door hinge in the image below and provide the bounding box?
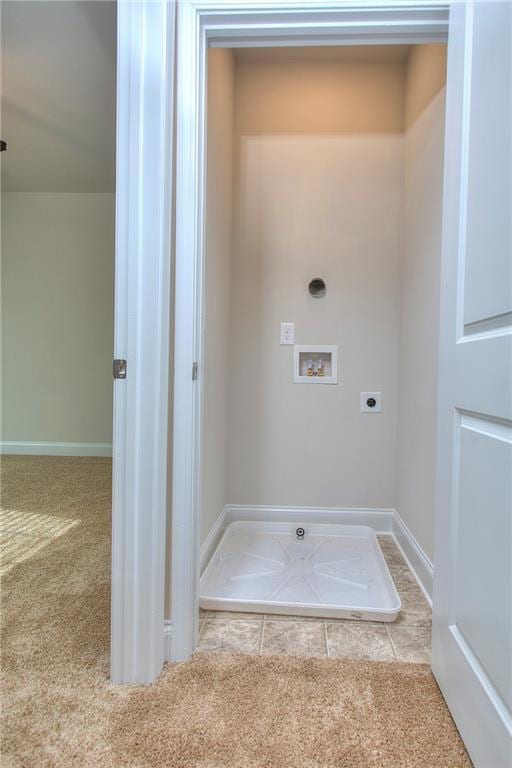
[113,359,127,379]
[192,362,198,381]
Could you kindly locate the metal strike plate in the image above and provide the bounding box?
[113,359,127,379]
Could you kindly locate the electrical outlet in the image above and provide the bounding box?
[361,392,382,412]
[280,322,295,345]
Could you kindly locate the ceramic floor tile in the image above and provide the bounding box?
[326,618,385,626]
[389,565,419,592]
[387,625,431,663]
[326,622,396,662]
[263,613,326,622]
[393,590,431,627]
[380,544,407,567]
[261,620,327,658]
[205,610,264,620]
[377,537,396,549]
[266,612,390,626]
[197,619,262,654]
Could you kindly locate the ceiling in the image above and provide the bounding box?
[1,1,117,193]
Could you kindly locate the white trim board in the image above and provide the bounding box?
[200,506,230,574]
[0,441,112,457]
[200,505,433,603]
[164,620,174,662]
[392,509,433,604]
[110,0,175,685]
[225,504,394,531]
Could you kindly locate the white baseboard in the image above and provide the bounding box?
[225,504,395,531]
[392,509,434,604]
[164,620,174,661]
[200,506,228,573]
[0,441,112,457]
[199,503,434,602]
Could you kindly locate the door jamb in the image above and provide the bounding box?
[170,0,449,662]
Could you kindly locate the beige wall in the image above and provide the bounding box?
[235,47,407,135]
[225,50,406,511]
[1,193,115,446]
[396,47,447,560]
[202,49,235,541]
[404,44,447,129]
[227,134,402,507]
[201,45,446,553]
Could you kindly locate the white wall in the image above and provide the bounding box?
[202,49,235,541]
[1,1,116,453]
[396,45,447,560]
[1,193,115,447]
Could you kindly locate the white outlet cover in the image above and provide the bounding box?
[361,392,382,412]
[280,322,295,345]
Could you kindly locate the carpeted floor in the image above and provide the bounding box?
[1,455,472,768]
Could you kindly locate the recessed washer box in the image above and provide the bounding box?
[200,521,401,622]
[293,345,338,384]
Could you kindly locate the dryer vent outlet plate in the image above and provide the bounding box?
[361,392,382,412]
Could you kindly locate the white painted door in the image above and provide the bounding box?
[432,2,512,766]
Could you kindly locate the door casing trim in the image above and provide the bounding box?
[171,0,449,663]
[111,0,176,684]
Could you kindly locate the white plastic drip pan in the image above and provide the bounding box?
[200,521,401,622]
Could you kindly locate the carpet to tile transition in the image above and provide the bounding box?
[1,456,472,768]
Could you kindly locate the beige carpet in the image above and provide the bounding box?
[1,455,472,768]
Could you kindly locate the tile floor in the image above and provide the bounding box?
[197,535,432,663]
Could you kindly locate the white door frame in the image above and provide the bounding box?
[111,0,175,684]
[171,0,449,663]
